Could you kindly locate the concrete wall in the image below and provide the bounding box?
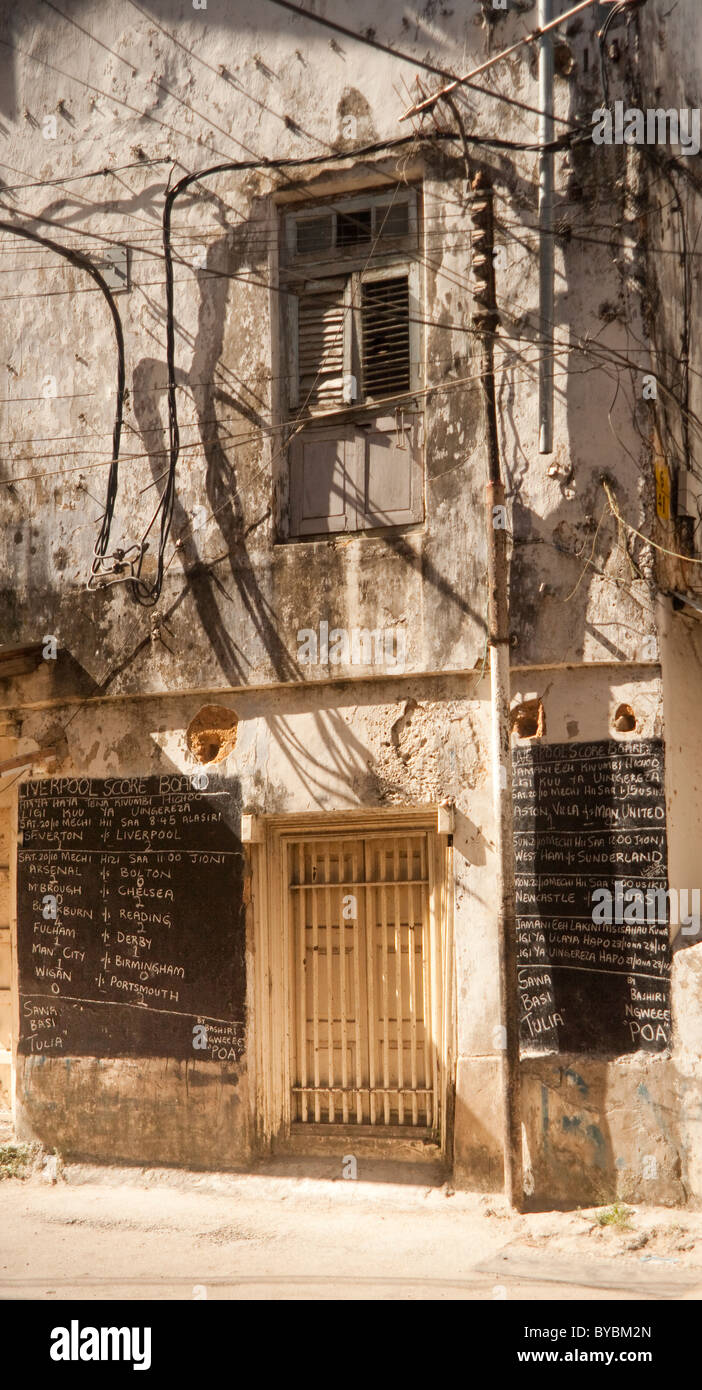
[10,657,701,1204]
[11,674,490,1165]
[0,0,660,690]
[1,1,700,1202]
[639,0,702,580]
[0,807,11,1107]
[453,661,702,1205]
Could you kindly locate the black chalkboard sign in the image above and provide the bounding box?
[17,775,246,1061]
[512,739,671,1055]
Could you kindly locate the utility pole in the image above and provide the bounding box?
[470,172,523,1211]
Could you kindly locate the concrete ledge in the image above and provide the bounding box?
[274,1126,443,1167]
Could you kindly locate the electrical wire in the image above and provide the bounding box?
[105,139,428,602]
[95,129,517,603]
[0,157,171,196]
[2,344,594,488]
[0,134,443,601]
[602,478,702,565]
[4,42,699,591]
[598,1,633,109]
[123,0,334,155]
[0,0,689,784]
[3,293,700,488]
[596,10,699,532]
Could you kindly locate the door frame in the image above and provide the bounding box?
[250,806,455,1158]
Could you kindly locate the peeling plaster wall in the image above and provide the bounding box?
[0,807,11,1107]
[18,1056,252,1170]
[638,0,702,587]
[0,0,660,691]
[0,1,698,1198]
[11,674,495,1166]
[455,665,702,1206]
[10,661,701,1200]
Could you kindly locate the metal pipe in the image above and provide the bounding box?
[539,0,555,454]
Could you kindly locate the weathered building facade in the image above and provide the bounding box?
[0,0,701,1205]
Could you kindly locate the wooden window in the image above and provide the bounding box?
[287,262,419,417]
[286,192,417,263]
[357,412,423,528]
[295,214,333,255]
[289,426,353,536]
[337,208,371,247]
[289,414,423,535]
[281,188,424,538]
[290,280,350,412]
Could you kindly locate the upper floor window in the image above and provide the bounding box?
[279,187,424,538]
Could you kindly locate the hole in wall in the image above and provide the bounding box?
[510,698,546,740]
[186,704,239,765]
[613,703,637,734]
[555,41,575,77]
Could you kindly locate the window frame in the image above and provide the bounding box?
[284,188,419,265]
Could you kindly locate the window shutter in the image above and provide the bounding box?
[295,280,348,413]
[355,414,424,527]
[281,193,423,539]
[289,427,354,535]
[361,276,410,400]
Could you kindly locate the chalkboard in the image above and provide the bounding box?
[513,739,671,1055]
[17,775,246,1061]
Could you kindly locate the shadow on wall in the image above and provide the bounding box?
[130,210,389,806]
[129,184,485,807]
[487,8,655,670]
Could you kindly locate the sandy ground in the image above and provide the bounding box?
[2,1147,702,1301]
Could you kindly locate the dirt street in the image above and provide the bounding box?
[2,1148,702,1301]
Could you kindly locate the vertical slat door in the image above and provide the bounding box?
[288,830,438,1130]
